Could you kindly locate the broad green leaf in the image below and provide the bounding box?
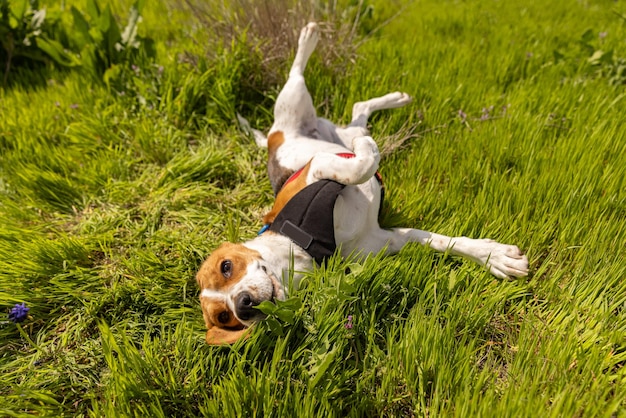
[279,297,302,310]
[255,300,278,315]
[85,0,101,21]
[275,308,295,324]
[70,6,92,49]
[9,0,28,21]
[8,14,18,29]
[338,280,356,295]
[97,4,112,34]
[266,318,284,336]
[35,37,80,67]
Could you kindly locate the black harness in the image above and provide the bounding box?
[258,153,384,265]
[267,180,345,265]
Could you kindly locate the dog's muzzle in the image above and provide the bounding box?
[235,292,266,321]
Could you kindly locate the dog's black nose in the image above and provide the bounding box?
[235,292,258,320]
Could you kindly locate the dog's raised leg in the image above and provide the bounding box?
[349,92,413,129]
[332,92,413,149]
[357,228,529,279]
[270,23,320,136]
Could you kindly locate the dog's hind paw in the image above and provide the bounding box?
[298,22,319,55]
[476,240,529,279]
[290,23,320,77]
[384,92,413,108]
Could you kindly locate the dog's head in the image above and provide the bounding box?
[196,242,284,344]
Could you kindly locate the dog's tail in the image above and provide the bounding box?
[237,114,268,148]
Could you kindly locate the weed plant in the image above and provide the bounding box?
[1,0,625,416]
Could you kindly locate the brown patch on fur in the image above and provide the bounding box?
[267,130,285,152]
[196,243,262,290]
[205,325,250,345]
[263,160,312,224]
[200,296,243,330]
[267,131,295,194]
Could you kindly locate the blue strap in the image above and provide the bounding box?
[258,223,271,235]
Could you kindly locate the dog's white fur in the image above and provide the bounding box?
[196,23,529,344]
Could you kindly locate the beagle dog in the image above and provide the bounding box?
[196,22,529,344]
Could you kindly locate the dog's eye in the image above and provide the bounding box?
[220,260,232,278]
[218,311,230,324]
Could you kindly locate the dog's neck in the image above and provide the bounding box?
[243,231,313,295]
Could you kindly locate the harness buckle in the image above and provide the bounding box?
[279,220,314,250]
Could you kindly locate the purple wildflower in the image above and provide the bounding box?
[345,315,353,329]
[9,303,29,323]
[70,104,79,109]
[599,31,607,40]
[480,105,494,121]
[458,109,467,122]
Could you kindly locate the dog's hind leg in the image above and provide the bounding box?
[356,228,529,279]
[332,92,413,149]
[349,92,413,129]
[271,23,320,135]
[289,22,319,78]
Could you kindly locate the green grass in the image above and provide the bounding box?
[2,0,626,416]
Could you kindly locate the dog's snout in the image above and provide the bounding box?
[238,292,254,308]
[235,292,258,320]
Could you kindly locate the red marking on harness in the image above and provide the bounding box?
[283,167,305,187]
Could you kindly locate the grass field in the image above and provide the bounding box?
[1,0,626,416]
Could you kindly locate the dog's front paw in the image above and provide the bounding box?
[352,136,380,161]
[344,136,380,183]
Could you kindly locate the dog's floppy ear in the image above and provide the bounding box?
[205,325,251,345]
